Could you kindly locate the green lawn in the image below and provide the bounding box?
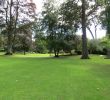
[0,54,110,100]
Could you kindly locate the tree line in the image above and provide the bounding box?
[0,0,110,59]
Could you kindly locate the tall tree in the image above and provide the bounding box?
[42,0,61,57]
[81,0,89,59]
[1,0,36,55]
[102,0,110,58]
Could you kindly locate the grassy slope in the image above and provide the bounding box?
[0,54,110,100]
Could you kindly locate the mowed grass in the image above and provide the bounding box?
[0,54,110,100]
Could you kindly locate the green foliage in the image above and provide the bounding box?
[60,0,81,31]
[100,36,110,48]
[41,0,81,57]
[0,0,110,57]
[33,21,48,53]
[0,0,36,55]
[87,37,110,55]
[35,39,48,53]
[100,0,110,37]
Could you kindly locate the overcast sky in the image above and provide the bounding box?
[33,0,44,13]
[33,0,106,39]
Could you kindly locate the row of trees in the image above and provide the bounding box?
[0,0,110,59]
[37,0,107,58]
[0,0,36,55]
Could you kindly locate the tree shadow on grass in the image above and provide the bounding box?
[0,53,80,60]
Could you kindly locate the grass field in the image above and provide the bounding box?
[0,54,110,100]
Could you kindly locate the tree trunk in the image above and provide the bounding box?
[106,48,110,58]
[54,49,59,57]
[12,0,19,52]
[5,0,13,55]
[5,33,13,55]
[87,26,95,39]
[81,0,89,59]
[95,25,97,39]
[24,49,26,55]
[106,4,110,58]
[23,44,26,55]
